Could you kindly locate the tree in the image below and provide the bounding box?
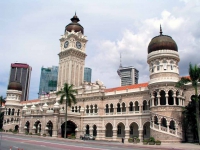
[176,63,200,144]
[0,96,5,129]
[56,83,77,138]
[182,95,200,142]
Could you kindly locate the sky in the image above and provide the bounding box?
[0,0,200,100]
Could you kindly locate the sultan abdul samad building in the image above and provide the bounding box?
[3,14,199,143]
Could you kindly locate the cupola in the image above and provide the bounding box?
[148,25,178,54]
[65,13,84,34]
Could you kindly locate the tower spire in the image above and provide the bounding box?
[160,24,163,35]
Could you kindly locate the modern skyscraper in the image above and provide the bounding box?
[84,67,92,82]
[8,63,32,101]
[117,66,139,86]
[38,66,58,97]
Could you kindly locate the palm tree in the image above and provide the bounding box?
[176,63,200,144]
[56,83,77,138]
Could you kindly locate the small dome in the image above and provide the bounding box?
[148,26,178,54]
[65,13,84,34]
[8,81,22,91]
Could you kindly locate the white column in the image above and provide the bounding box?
[157,94,161,106]
[166,94,169,105]
[151,96,154,106]
[173,95,176,105]
[158,121,161,130]
[167,122,169,133]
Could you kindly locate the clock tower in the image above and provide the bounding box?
[57,13,88,90]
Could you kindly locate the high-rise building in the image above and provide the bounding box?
[8,63,32,101]
[117,66,139,86]
[84,67,92,82]
[38,66,58,96]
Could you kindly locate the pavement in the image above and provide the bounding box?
[2,132,200,150]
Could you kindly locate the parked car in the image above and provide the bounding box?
[83,134,95,140]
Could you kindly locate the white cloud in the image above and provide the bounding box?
[0,1,200,99]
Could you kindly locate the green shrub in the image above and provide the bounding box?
[136,138,140,143]
[37,133,41,136]
[155,140,161,145]
[29,132,32,135]
[128,138,133,143]
[43,133,46,137]
[149,137,155,142]
[12,130,18,134]
[71,135,76,139]
[143,139,148,145]
[9,129,13,132]
[71,133,75,136]
[25,131,28,135]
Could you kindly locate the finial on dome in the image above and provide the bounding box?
[71,12,80,22]
[160,24,163,35]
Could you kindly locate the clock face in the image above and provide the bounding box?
[64,41,69,48]
[76,41,82,49]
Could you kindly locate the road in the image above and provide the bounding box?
[0,133,175,150]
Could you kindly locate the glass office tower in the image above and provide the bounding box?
[84,67,92,82]
[38,66,58,97]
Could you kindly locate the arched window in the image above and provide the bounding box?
[17,109,20,116]
[151,63,154,72]
[135,101,139,111]
[117,125,121,134]
[93,125,97,136]
[86,105,89,113]
[161,118,167,127]
[169,120,175,130]
[122,102,126,112]
[160,90,166,105]
[170,61,174,70]
[8,108,11,115]
[75,106,78,112]
[86,125,89,134]
[110,104,114,113]
[94,105,98,113]
[130,125,133,135]
[105,104,109,113]
[11,108,15,116]
[154,92,158,106]
[79,106,81,112]
[154,116,158,125]
[143,100,147,110]
[72,106,74,112]
[90,105,93,113]
[168,90,173,105]
[163,60,167,70]
[156,61,160,71]
[117,103,121,112]
[129,102,133,111]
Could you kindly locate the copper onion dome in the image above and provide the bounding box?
[8,81,22,91]
[65,13,84,34]
[148,25,178,54]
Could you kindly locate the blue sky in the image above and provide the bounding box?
[0,0,200,100]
